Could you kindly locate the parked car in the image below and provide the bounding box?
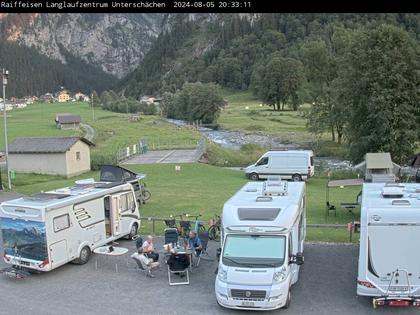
[244,150,314,181]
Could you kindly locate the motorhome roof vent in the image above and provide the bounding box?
[256,196,272,202]
[263,180,288,196]
[391,199,410,206]
[245,187,258,192]
[238,207,281,221]
[267,175,282,184]
[381,186,404,199]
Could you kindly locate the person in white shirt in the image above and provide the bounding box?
[142,235,159,262]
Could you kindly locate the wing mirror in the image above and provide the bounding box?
[290,252,304,265]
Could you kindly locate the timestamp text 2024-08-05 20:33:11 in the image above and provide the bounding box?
[0,0,252,8]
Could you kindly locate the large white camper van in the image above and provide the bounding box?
[244,150,314,182]
[215,177,306,310]
[0,179,140,272]
[357,183,420,307]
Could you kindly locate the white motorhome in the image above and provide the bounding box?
[215,177,306,310]
[0,179,140,272]
[357,183,420,307]
[244,150,314,182]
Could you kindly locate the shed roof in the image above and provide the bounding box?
[55,114,81,124]
[9,137,94,154]
[365,153,393,169]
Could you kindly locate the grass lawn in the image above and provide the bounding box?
[0,102,200,159]
[220,90,312,144]
[11,163,361,243]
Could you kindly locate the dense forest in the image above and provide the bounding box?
[0,42,116,97]
[120,13,420,97]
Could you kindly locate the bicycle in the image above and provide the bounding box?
[208,214,222,241]
[140,180,151,203]
[163,214,191,239]
[186,213,206,235]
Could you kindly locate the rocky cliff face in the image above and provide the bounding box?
[0,13,165,78]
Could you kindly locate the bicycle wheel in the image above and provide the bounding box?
[208,225,221,241]
[197,224,206,234]
[142,190,151,201]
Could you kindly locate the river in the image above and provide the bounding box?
[165,118,354,171]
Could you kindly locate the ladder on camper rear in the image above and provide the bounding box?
[384,268,412,298]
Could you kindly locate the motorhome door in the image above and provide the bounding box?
[111,195,123,236]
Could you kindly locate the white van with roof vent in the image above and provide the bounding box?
[0,179,140,272]
[215,178,306,310]
[245,150,314,182]
[357,183,420,307]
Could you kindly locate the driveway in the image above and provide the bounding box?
[0,238,418,315]
[123,149,198,164]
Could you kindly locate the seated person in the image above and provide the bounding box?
[188,231,203,256]
[166,249,190,277]
[131,247,160,278]
[142,235,159,262]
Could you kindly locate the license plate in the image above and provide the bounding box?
[389,286,409,292]
[241,301,254,307]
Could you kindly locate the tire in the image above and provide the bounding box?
[198,224,206,234]
[142,190,151,202]
[127,223,138,240]
[249,173,259,181]
[292,174,302,182]
[209,225,221,241]
[73,246,91,265]
[282,290,291,309]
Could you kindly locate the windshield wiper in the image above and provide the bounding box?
[223,256,255,268]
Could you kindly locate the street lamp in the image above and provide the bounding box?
[2,69,11,190]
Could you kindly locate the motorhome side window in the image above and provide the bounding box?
[53,214,70,232]
[257,157,269,166]
[120,193,135,213]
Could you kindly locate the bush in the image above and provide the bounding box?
[90,151,118,171]
[203,142,264,167]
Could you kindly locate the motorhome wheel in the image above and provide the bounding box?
[127,223,139,240]
[249,173,259,181]
[283,291,291,309]
[292,174,302,182]
[73,246,91,265]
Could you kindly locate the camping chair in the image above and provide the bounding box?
[164,228,179,246]
[131,252,159,278]
[167,253,190,286]
[196,231,210,267]
[326,202,336,217]
[135,236,143,251]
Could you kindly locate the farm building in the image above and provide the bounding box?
[8,137,94,177]
[55,114,81,129]
[354,152,400,182]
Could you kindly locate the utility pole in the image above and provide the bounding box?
[91,92,95,122]
[2,69,11,190]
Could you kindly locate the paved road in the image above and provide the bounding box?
[0,239,417,315]
[123,149,198,164]
[80,122,95,142]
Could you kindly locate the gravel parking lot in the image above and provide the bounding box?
[0,237,418,315]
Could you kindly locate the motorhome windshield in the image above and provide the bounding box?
[222,235,286,267]
[0,217,48,261]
